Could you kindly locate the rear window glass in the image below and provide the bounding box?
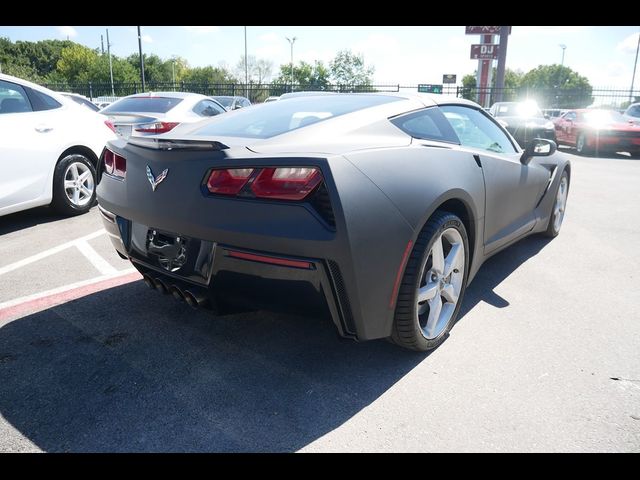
[26,88,62,111]
[213,97,233,108]
[102,96,183,114]
[191,94,400,139]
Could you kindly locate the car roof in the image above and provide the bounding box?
[126,91,208,99]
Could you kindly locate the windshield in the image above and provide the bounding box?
[213,97,234,108]
[581,110,626,124]
[191,94,401,139]
[495,102,543,118]
[102,96,183,114]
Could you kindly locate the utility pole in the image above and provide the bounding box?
[285,36,297,93]
[106,29,114,96]
[559,44,567,66]
[172,59,176,89]
[101,35,104,54]
[244,26,249,97]
[630,31,640,103]
[494,26,510,103]
[137,26,146,92]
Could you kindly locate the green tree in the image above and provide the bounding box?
[273,60,330,90]
[56,44,99,83]
[329,50,374,89]
[520,64,593,108]
[180,66,237,84]
[460,68,523,101]
[236,55,274,84]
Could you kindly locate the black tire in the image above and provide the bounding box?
[51,153,97,216]
[575,132,592,156]
[390,211,470,352]
[544,170,570,238]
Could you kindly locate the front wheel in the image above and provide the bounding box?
[544,170,570,237]
[390,211,469,352]
[51,153,97,216]
[576,132,592,156]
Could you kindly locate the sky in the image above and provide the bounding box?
[1,26,639,88]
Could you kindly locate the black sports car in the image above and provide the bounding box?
[97,93,570,352]
[489,101,557,148]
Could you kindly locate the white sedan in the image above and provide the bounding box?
[0,73,116,217]
[100,92,227,138]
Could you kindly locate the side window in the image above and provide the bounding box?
[0,80,33,114]
[241,98,251,107]
[390,107,460,143]
[627,105,640,117]
[441,105,517,154]
[564,112,576,121]
[194,100,225,117]
[25,87,62,111]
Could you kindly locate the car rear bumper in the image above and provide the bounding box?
[99,204,359,339]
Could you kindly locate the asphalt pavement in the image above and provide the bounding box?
[0,150,638,452]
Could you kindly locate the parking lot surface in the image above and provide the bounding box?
[0,151,639,452]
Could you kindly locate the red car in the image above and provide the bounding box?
[554,109,640,156]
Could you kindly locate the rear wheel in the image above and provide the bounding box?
[390,211,469,352]
[51,153,96,216]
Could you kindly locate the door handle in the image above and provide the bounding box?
[35,125,53,133]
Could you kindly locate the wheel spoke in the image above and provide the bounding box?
[441,283,458,304]
[64,180,75,189]
[425,295,443,337]
[72,187,80,204]
[443,243,462,278]
[418,281,439,303]
[430,235,445,274]
[80,185,92,197]
[70,163,79,180]
[78,170,91,182]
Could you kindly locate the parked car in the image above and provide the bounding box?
[0,73,116,217]
[542,108,568,119]
[100,92,227,139]
[623,102,640,124]
[58,92,101,112]
[210,95,251,111]
[97,93,570,352]
[554,108,640,156]
[489,101,556,148]
[279,91,337,101]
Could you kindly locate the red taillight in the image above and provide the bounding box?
[103,148,126,178]
[227,249,313,269]
[104,120,116,133]
[134,121,180,134]
[103,149,114,174]
[206,168,254,195]
[251,167,322,200]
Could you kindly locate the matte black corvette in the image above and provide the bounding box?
[97,93,570,351]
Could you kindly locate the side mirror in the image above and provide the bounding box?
[233,104,243,110]
[521,138,557,165]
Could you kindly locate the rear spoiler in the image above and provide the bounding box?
[127,136,229,151]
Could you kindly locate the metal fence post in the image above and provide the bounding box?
[89,82,93,101]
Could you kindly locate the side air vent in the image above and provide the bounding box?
[326,260,356,336]
[310,183,336,229]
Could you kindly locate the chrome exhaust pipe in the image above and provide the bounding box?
[184,290,208,309]
[170,285,185,302]
[142,274,156,289]
[153,277,169,294]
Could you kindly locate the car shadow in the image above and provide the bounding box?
[0,206,68,236]
[458,234,551,317]
[0,234,550,452]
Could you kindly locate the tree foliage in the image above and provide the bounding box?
[329,50,374,88]
[273,60,330,90]
[519,64,593,108]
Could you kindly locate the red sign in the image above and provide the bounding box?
[470,44,499,60]
[465,26,511,35]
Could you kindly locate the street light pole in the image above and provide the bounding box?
[559,44,567,67]
[137,26,146,92]
[630,31,640,102]
[244,26,249,97]
[172,59,176,90]
[286,36,297,93]
[106,28,114,96]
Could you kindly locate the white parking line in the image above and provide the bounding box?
[75,240,118,275]
[0,229,107,276]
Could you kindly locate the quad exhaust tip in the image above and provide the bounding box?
[153,277,169,294]
[184,290,208,309]
[170,285,185,302]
